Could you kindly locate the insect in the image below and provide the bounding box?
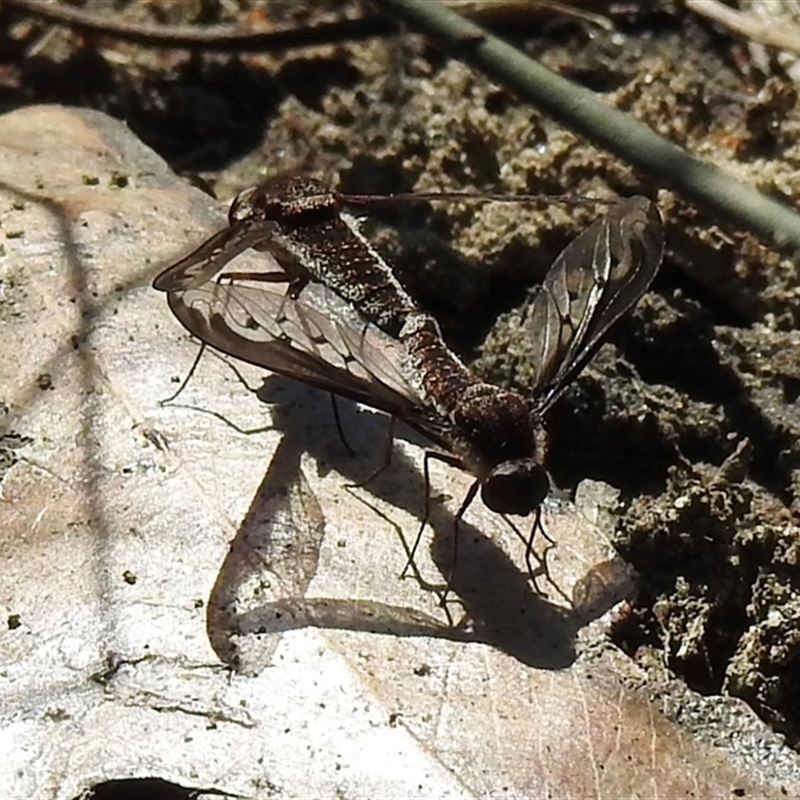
[154,177,664,589]
[154,175,597,336]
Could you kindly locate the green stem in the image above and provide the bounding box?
[375,0,800,253]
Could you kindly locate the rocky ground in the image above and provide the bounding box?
[2,0,800,774]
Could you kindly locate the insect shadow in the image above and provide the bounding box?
[157,184,663,618]
[204,372,618,670]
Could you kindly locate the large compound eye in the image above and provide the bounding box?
[481,459,549,516]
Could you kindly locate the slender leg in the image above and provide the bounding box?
[221,270,289,282]
[523,509,556,594]
[439,478,480,606]
[221,270,308,299]
[329,394,356,457]
[348,415,395,487]
[524,511,545,593]
[401,448,435,579]
[162,270,301,405]
[498,508,556,593]
[160,340,207,405]
[401,449,470,606]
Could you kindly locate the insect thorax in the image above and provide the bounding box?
[451,384,537,472]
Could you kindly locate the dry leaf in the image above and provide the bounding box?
[0,104,795,799]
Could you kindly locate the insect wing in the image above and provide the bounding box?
[167,280,452,448]
[153,218,280,292]
[527,196,664,413]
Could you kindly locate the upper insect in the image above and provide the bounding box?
[154,176,664,566]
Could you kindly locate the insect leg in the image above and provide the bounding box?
[347,415,396,488]
[160,340,208,405]
[329,394,356,458]
[441,477,480,606]
[523,510,549,592]
[403,450,472,607]
[162,267,313,406]
[220,270,309,300]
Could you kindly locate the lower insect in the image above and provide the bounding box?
[154,176,664,597]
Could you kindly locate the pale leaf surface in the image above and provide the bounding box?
[0,105,796,799]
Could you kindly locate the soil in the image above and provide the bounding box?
[2,0,799,751]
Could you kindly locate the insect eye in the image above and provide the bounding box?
[481,460,549,516]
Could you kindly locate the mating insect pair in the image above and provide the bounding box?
[154,174,665,592]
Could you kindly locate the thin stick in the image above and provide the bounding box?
[2,0,609,54]
[686,0,800,57]
[451,1,614,32]
[2,0,397,52]
[373,0,800,254]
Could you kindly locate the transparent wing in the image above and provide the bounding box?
[526,196,664,414]
[167,279,453,449]
[153,219,280,292]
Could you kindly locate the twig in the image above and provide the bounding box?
[372,0,800,253]
[448,0,614,31]
[9,0,800,251]
[685,0,800,57]
[1,0,398,52]
[1,0,611,52]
